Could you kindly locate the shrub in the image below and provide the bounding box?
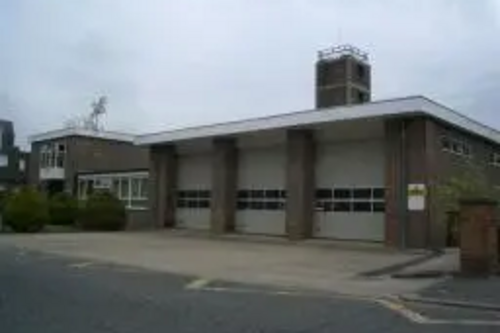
[3,187,49,233]
[79,191,126,231]
[49,192,78,226]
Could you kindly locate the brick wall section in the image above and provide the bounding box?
[30,136,148,193]
[149,145,177,228]
[211,138,237,234]
[286,129,315,240]
[459,200,497,275]
[384,117,442,249]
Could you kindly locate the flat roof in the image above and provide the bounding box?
[29,127,136,144]
[135,96,500,146]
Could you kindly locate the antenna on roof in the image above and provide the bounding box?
[87,96,107,131]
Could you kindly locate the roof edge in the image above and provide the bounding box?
[29,128,136,144]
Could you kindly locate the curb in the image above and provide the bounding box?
[391,270,453,279]
[359,250,443,277]
[398,294,500,312]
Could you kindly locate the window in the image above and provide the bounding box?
[176,189,211,209]
[19,159,25,171]
[316,186,385,213]
[0,154,8,167]
[237,188,286,211]
[489,152,500,167]
[77,173,149,209]
[40,142,66,168]
[441,135,471,157]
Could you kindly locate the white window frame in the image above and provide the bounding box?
[441,135,472,158]
[40,142,66,169]
[490,152,500,167]
[77,172,148,210]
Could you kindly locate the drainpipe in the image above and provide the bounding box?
[399,120,408,249]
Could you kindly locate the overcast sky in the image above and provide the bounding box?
[2,0,500,147]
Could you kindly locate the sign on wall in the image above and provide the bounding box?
[408,183,426,211]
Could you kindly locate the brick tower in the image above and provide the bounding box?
[315,45,371,108]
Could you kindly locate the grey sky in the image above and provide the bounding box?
[2,0,500,147]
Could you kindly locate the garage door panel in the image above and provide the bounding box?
[315,139,385,241]
[236,146,286,236]
[315,212,384,241]
[176,154,212,230]
[236,211,285,235]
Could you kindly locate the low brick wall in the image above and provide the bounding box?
[126,209,155,230]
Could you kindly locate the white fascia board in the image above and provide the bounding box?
[135,95,500,146]
[135,96,426,145]
[29,128,135,144]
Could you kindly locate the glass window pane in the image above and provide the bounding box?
[198,200,210,209]
[334,188,351,199]
[130,199,147,209]
[238,190,249,199]
[373,188,385,199]
[265,190,280,199]
[250,201,264,210]
[373,202,385,212]
[316,188,333,199]
[140,179,148,198]
[353,201,371,212]
[333,201,351,212]
[353,188,371,199]
[199,190,210,198]
[131,178,140,198]
[237,201,248,210]
[120,179,129,199]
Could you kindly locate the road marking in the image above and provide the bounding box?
[376,299,429,324]
[427,319,500,326]
[185,278,211,290]
[68,261,95,269]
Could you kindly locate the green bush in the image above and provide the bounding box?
[3,187,49,233]
[49,192,78,226]
[0,190,10,214]
[79,191,126,231]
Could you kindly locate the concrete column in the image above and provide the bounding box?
[286,129,315,240]
[211,138,237,234]
[384,117,441,249]
[149,145,177,228]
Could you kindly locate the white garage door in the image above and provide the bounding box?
[236,146,286,235]
[176,154,212,230]
[315,140,385,241]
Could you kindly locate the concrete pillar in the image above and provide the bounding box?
[211,138,237,234]
[384,117,441,249]
[149,145,177,228]
[459,199,497,275]
[286,129,315,240]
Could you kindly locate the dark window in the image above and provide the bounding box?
[357,64,366,79]
[334,188,351,199]
[178,191,187,198]
[265,201,280,210]
[373,202,385,212]
[237,201,248,210]
[353,188,371,199]
[250,190,265,199]
[316,188,333,199]
[238,190,249,199]
[441,136,451,150]
[250,201,264,210]
[323,202,335,212]
[373,188,385,199]
[280,190,287,198]
[187,200,198,208]
[265,190,280,199]
[198,200,210,209]
[357,91,367,103]
[333,201,351,212]
[199,190,210,198]
[177,199,186,208]
[353,201,371,212]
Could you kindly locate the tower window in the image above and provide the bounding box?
[357,91,368,103]
[357,64,366,79]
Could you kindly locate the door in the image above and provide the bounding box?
[315,140,385,241]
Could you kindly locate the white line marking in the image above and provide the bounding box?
[68,262,94,269]
[427,319,500,326]
[376,299,429,324]
[185,278,211,290]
